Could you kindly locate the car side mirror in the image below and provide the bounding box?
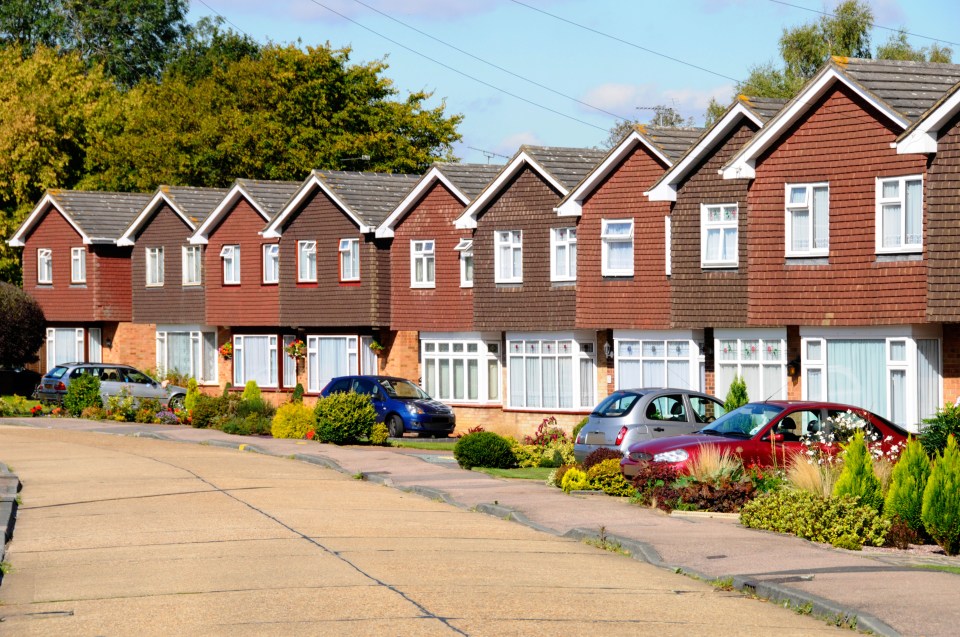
[764,433,785,443]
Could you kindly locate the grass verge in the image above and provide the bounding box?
[473,467,554,480]
[391,439,457,451]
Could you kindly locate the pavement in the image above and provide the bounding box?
[2,417,959,636]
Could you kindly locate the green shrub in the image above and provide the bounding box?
[106,390,136,422]
[63,374,102,416]
[587,459,636,497]
[884,438,931,536]
[509,439,540,468]
[191,393,225,429]
[723,375,749,412]
[453,431,516,469]
[921,403,960,458]
[291,383,304,404]
[184,378,200,412]
[236,396,275,420]
[241,380,261,401]
[134,407,155,423]
[561,468,590,492]
[80,405,105,420]
[921,435,960,556]
[547,464,575,488]
[271,402,315,439]
[369,422,390,446]
[740,490,889,549]
[572,416,589,441]
[1,395,33,416]
[833,431,884,512]
[314,392,376,445]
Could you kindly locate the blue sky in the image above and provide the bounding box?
[188,0,959,165]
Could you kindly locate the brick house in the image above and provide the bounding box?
[8,190,152,372]
[376,163,501,430]
[455,146,606,435]
[722,58,960,430]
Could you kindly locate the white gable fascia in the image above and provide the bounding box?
[190,183,270,245]
[456,151,565,230]
[375,167,469,239]
[555,131,672,216]
[117,190,195,247]
[646,104,762,202]
[263,173,371,239]
[722,67,909,180]
[8,194,90,247]
[896,87,960,155]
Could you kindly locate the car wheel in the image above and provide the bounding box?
[387,414,404,438]
[168,394,186,411]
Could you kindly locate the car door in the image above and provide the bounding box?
[353,378,388,421]
[97,366,126,401]
[755,408,819,467]
[645,393,696,438]
[688,395,726,426]
[120,368,165,402]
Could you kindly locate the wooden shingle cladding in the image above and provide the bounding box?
[746,83,928,326]
[925,110,960,321]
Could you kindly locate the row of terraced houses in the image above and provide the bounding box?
[9,57,960,436]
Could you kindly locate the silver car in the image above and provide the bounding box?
[573,388,726,462]
[35,362,187,410]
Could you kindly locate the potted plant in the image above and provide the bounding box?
[218,341,233,360]
[368,339,385,354]
[284,338,306,361]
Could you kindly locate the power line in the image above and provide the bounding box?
[194,0,255,40]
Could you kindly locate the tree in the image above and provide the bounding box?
[884,438,931,537]
[876,30,953,63]
[164,16,261,84]
[922,435,960,555]
[0,281,45,366]
[600,105,693,149]
[723,376,749,412]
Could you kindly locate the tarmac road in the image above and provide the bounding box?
[0,426,841,636]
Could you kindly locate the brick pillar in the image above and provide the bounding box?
[381,330,420,381]
[943,324,960,408]
[106,322,156,370]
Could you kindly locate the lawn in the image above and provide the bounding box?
[2,395,41,409]
[473,467,554,480]
[392,439,458,451]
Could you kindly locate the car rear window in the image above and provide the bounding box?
[592,392,640,417]
[47,366,68,379]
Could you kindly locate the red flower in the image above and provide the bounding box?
[306,430,315,440]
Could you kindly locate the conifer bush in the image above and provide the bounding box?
[313,392,376,445]
[833,431,884,512]
[920,403,960,458]
[921,435,960,556]
[241,380,261,401]
[184,378,200,412]
[884,438,931,536]
[453,431,516,469]
[369,422,390,446]
[291,383,305,403]
[723,375,749,411]
[270,402,315,439]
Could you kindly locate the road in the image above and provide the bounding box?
[0,426,841,636]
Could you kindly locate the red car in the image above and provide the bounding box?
[620,401,909,477]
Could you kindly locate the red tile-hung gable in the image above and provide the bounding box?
[93,246,133,321]
[204,199,278,327]
[391,181,472,331]
[473,167,574,331]
[926,110,960,322]
[278,191,389,328]
[577,144,671,329]
[748,83,927,326]
[131,204,205,325]
[671,121,759,328]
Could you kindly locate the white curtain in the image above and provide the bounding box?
[643,360,665,386]
[827,340,885,417]
[890,370,906,426]
[525,357,540,407]
[203,333,216,384]
[905,180,922,245]
[283,335,297,387]
[618,359,641,388]
[318,338,349,391]
[813,186,829,249]
[168,333,192,376]
[607,241,631,271]
[509,355,523,406]
[52,329,80,366]
[762,364,784,399]
[666,360,691,389]
[542,357,557,408]
[917,339,940,424]
[577,358,592,408]
[705,229,720,262]
[242,336,273,387]
[883,204,901,248]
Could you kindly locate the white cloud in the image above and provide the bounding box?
[579,83,735,124]
[494,131,541,156]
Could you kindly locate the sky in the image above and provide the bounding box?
[187,0,960,165]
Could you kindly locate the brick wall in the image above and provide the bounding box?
[451,406,586,439]
[943,324,960,404]
[104,322,156,370]
[381,330,420,380]
[93,246,133,322]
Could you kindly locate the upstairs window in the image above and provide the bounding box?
[263,244,279,284]
[146,247,164,286]
[37,248,52,284]
[297,240,316,282]
[876,176,923,254]
[339,238,359,281]
[785,184,829,257]
[71,247,86,283]
[494,230,522,283]
[550,227,577,282]
[411,240,436,288]
[220,245,240,285]
[601,219,633,276]
[455,238,473,288]
[701,204,738,268]
[182,246,202,286]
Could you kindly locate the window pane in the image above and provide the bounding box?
[890,370,906,426]
[509,356,523,406]
[882,204,901,248]
[542,357,557,408]
[439,359,450,399]
[826,340,886,418]
[917,339,940,423]
[488,358,500,401]
[705,228,720,261]
[791,209,809,251]
[453,359,464,400]
[578,358,592,408]
[642,360,665,386]
[666,360,690,389]
[618,359,641,388]
[882,180,899,199]
[203,332,216,383]
[807,368,822,400]
[468,359,479,401]
[806,340,822,361]
[424,359,436,397]
[723,228,737,261]
[889,340,907,362]
[905,180,922,245]
[525,357,540,407]
[608,241,632,271]
[762,364,784,399]
[813,186,829,249]
[789,187,806,205]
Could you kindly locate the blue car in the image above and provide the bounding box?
[320,375,456,438]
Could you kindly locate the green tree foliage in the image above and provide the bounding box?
[875,30,952,64]
[601,105,693,149]
[920,403,960,458]
[723,376,749,412]
[833,431,884,512]
[241,380,261,401]
[884,438,931,535]
[164,16,261,84]
[922,435,960,555]
[0,281,45,365]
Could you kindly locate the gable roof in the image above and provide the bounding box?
[555,126,703,216]
[375,163,501,238]
[263,170,420,238]
[190,179,301,245]
[896,79,960,154]
[455,146,606,229]
[722,57,960,179]
[8,190,153,247]
[117,186,230,246]
[646,96,786,202]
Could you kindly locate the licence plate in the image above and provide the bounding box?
[584,432,607,445]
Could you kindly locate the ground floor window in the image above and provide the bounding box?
[233,334,278,388]
[156,326,217,384]
[615,330,703,391]
[360,336,378,375]
[506,333,594,410]
[46,327,85,369]
[421,333,501,404]
[307,335,358,393]
[715,329,787,401]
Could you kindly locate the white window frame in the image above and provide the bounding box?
[70,247,86,284]
[876,175,923,254]
[615,332,703,391]
[601,219,634,276]
[715,330,787,402]
[294,240,315,282]
[455,239,473,288]
[665,216,672,276]
[156,327,218,385]
[146,247,164,287]
[411,239,436,288]
[306,335,359,393]
[220,245,240,285]
[233,334,278,388]
[37,248,52,285]
[505,333,595,410]
[262,244,279,284]
[494,230,523,283]
[339,238,359,282]
[182,245,202,286]
[550,227,577,282]
[46,327,84,370]
[785,183,829,257]
[421,333,501,405]
[88,328,101,363]
[700,203,739,268]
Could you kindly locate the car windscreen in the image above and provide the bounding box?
[591,392,640,417]
[46,366,68,379]
[701,403,784,438]
[124,369,154,384]
[379,379,428,399]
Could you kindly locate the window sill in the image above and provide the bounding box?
[503,407,592,415]
[145,284,165,288]
[785,257,829,266]
[876,252,922,263]
[410,284,436,290]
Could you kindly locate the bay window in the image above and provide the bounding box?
[715,330,787,401]
[616,335,701,391]
[421,334,501,404]
[307,335,358,392]
[233,334,277,388]
[157,328,217,384]
[506,334,594,410]
[46,327,84,369]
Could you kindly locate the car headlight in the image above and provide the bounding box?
[405,403,424,415]
[653,449,689,463]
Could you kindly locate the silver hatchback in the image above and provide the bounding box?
[35,362,188,410]
[573,388,726,462]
